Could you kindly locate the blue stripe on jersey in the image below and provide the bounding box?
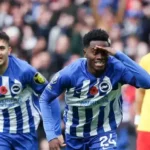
[2,109,10,132]
[26,100,35,133]
[32,95,40,112]
[97,106,105,133]
[119,96,123,106]
[70,106,79,136]
[112,82,119,90]
[83,108,93,137]
[109,99,117,130]
[63,105,68,123]
[15,106,23,132]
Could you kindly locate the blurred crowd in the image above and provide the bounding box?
[0,0,150,150]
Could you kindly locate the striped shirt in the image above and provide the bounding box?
[0,55,47,133]
[40,51,150,140]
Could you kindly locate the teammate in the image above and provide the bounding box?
[0,31,62,150]
[39,29,150,150]
[135,53,150,150]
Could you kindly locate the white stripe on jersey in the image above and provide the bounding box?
[65,87,75,102]
[80,80,90,97]
[76,107,85,137]
[89,104,100,136]
[0,110,4,132]
[102,86,122,132]
[103,103,111,132]
[65,106,73,134]
[89,78,100,136]
[8,108,17,133]
[2,76,11,97]
[20,99,30,133]
[65,80,90,106]
[29,98,40,130]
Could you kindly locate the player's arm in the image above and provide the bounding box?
[39,71,71,147]
[134,88,145,126]
[114,51,150,88]
[94,46,150,88]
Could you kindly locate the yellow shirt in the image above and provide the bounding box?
[138,53,150,131]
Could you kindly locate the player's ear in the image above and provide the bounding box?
[8,46,12,55]
[83,48,86,57]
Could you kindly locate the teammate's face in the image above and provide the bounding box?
[84,41,109,76]
[0,40,11,67]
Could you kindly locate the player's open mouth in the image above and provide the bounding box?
[95,60,105,67]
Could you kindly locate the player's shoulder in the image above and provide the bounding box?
[61,58,86,76]
[9,55,34,72]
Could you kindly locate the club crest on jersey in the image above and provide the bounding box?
[50,73,60,84]
[34,72,46,84]
[99,77,112,93]
[11,83,22,94]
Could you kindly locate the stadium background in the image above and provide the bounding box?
[0,0,149,149]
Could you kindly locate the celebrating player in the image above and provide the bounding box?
[40,29,150,150]
[0,31,62,150]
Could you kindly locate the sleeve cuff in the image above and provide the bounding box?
[46,132,58,142]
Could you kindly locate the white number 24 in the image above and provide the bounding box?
[100,133,116,148]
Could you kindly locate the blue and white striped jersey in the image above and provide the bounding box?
[40,51,150,140]
[0,55,47,134]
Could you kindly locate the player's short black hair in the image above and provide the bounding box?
[0,31,10,45]
[83,29,110,47]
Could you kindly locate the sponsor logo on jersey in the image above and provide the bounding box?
[34,72,46,84]
[50,73,60,84]
[11,83,22,94]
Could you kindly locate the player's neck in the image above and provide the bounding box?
[0,59,9,75]
[87,67,104,77]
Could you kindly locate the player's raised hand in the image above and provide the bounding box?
[94,46,118,56]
